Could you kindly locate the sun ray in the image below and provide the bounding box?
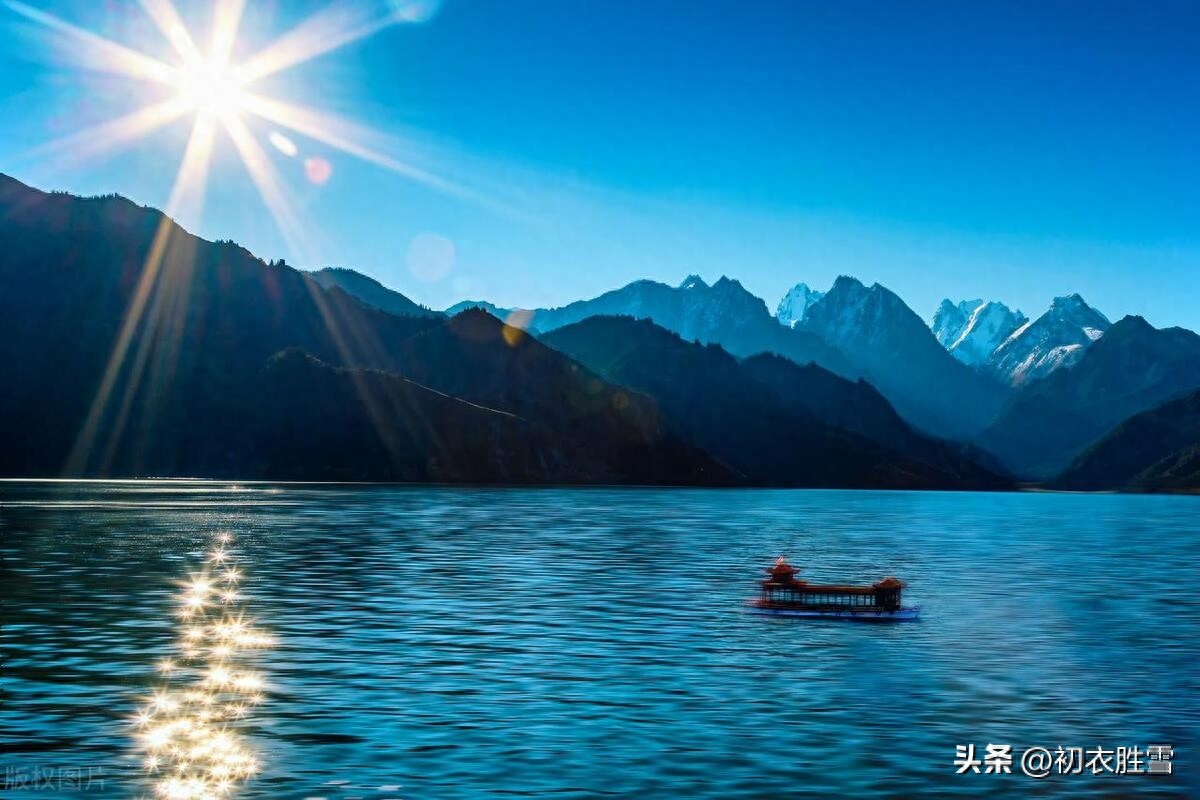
[236,1,406,85]
[98,115,216,470]
[67,115,218,475]
[239,92,475,201]
[137,0,202,63]
[4,0,175,85]
[222,112,435,460]
[209,0,247,67]
[18,97,193,171]
[221,114,312,260]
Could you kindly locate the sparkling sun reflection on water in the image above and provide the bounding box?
[133,531,274,800]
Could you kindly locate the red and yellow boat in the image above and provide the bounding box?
[746,556,920,621]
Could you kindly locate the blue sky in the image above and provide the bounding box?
[1,0,1198,328]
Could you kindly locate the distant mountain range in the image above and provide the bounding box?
[3,172,1197,491]
[448,274,858,385]
[313,258,1196,490]
[446,275,1005,439]
[312,259,1197,491]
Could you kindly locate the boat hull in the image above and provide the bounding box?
[746,604,920,621]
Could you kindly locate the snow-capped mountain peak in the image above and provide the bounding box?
[989,294,1111,385]
[931,299,983,349]
[931,299,1027,367]
[775,283,825,328]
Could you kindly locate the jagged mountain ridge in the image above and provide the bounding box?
[988,294,1110,385]
[442,274,1012,438]
[449,274,858,378]
[542,315,1008,489]
[932,299,1028,367]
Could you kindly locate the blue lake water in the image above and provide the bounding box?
[2,482,1198,798]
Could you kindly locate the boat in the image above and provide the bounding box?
[745,556,920,621]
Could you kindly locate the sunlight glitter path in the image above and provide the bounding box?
[133,532,274,800]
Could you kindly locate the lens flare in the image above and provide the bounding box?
[268,131,297,157]
[304,155,333,185]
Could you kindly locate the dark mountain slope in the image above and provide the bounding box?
[0,174,726,483]
[978,316,1200,479]
[0,175,440,476]
[241,348,727,484]
[543,316,1008,489]
[1055,390,1200,492]
[738,352,1006,482]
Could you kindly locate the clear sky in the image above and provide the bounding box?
[1,0,1198,328]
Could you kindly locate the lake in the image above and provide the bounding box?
[2,482,1197,798]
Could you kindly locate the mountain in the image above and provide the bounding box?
[977,315,1200,478]
[776,283,825,328]
[932,299,1027,367]
[543,316,1008,489]
[444,299,514,319]
[797,276,1007,439]
[1055,390,1200,492]
[308,267,442,318]
[246,318,729,484]
[0,174,726,484]
[455,275,856,377]
[987,294,1109,385]
[931,299,980,349]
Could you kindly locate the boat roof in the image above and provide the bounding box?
[761,558,904,593]
[762,582,878,595]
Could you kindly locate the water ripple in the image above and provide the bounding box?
[1,483,1197,799]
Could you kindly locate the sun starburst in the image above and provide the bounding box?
[7,0,448,241]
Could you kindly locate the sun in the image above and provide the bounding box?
[7,0,457,257]
[173,57,246,120]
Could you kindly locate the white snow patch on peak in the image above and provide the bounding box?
[679,274,708,290]
[776,282,825,328]
[944,301,1028,366]
[931,298,983,348]
[1000,317,1035,350]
